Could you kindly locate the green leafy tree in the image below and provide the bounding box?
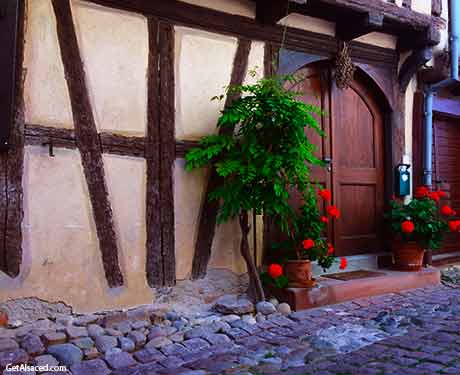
[185,75,324,301]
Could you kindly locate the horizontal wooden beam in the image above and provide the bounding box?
[86,0,398,68]
[336,11,384,41]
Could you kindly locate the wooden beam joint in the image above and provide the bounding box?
[336,11,384,41]
[398,47,433,92]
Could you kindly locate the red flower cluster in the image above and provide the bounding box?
[415,185,446,202]
[268,264,283,279]
[327,243,334,255]
[303,239,315,250]
[339,257,347,270]
[320,216,329,223]
[401,220,415,234]
[318,189,332,201]
[441,205,456,216]
[327,205,341,219]
[449,221,460,233]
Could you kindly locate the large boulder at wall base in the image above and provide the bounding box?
[47,343,83,367]
[256,301,277,315]
[214,295,254,315]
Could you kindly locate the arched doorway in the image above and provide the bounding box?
[286,62,386,257]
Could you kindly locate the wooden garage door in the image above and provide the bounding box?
[287,63,385,256]
[433,116,460,252]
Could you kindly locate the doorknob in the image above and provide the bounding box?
[323,157,332,172]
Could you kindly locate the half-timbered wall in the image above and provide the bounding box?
[0,0,447,312]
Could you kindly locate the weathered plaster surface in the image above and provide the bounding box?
[175,27,237,140]
[24,0,73,128]
[178,0,256,18]
[244,41,265,85]
[279,14,398,50]
[174,159,208,280]
[0,146,153,313]
[72,1,148,135]
[412,0,431,15]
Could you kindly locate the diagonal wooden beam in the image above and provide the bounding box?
[0,0,25,277]
[191,39,251,280]
[52,0,124,288]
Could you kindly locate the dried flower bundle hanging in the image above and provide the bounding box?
[335,41,356,89]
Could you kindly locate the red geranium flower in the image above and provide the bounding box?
[318,189,332,201]
[429,192,440,202]
[303,239,315,250]
[327,243,334,255]
[339,257,347,270]
[401,220,415,234]
[449,221,460,233]
[441,205,454,216]
[320,216,329,224]
[268,264,283,279]
[438,190,447,198]
[327,205,341,219]
[415,186,429,198]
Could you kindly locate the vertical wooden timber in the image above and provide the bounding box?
[159,22,176,286]
[52,0,124,287]
[145,18,163,287]
[432,0,442,17]
[191,39,251,280]
[0,0,25,277]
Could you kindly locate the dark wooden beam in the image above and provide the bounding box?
[336,11,384,41]
[158,22,176,286]
[191,39,251,280]
[255,0,288,26]
[0,0,20,151]
[432,0,442,17]
[145,18,163,287]
[0,0,25,278]
[99,133,145,157]
[52,0,124,288]
[398,24,441,51]
[175,140,199,159]
[86,0,398,68]
[398,48,433,92]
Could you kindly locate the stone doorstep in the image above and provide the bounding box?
[270,267,441,311]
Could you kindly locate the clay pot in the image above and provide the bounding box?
[392,240,424,271]
[0,311,8,327]
[284,260,313,287]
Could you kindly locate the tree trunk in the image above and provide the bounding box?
[239,210,265,302]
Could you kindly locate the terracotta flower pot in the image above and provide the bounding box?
[392,240,424,271]
[285,260,313,287]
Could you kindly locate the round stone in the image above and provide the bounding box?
[277,303,292,315]
[268,298,279,307]
[214,295,254,315]
[118,337,135,352]
[256,301,277,315]
[242,315,257,325]
[47,343,83,367]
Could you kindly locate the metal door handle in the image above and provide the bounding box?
[323,157,332,172]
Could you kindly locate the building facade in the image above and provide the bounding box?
[0,0,455,312]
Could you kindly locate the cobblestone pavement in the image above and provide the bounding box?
[2,284,460,374]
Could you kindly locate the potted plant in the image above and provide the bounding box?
[264,185,347,288]
[387,186,456,271]
[185,74,324,302]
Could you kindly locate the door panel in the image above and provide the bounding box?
[332,78,385,256]
[433,117,460,252]
[264,63,386,259]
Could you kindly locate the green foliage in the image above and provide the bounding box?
[260,271,289,289]
[271,185,336,272]
[185,75,325,233]
[386,197,449,250]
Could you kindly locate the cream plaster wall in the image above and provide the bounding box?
[279,14,397,50]
[72,1,148,135]
[178,0,255,18]
[0,146,153,313]
[175,27,237,140]
[412,0,432,15]
[24,0,73,128]
[244,41,266,85]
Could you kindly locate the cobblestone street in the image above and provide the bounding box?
[2,283,460,374]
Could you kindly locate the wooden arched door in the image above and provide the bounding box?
[287,63,385,256]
